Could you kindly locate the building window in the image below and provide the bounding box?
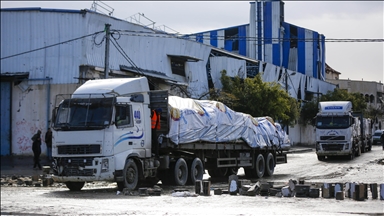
[171,58,186,76]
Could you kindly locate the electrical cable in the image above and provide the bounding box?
[1,31,104,60]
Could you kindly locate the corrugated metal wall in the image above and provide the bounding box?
[1,10,86,84]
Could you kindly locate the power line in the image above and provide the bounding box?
[113,29,384,43]
[1,31,104,60]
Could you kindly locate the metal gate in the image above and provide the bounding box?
[0,81,11,155]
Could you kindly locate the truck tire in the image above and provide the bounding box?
[122,158,139,190]
[65,182,85,191]
[208,168,228,178]
[349,149,355,160]
[355,145,361,157]
[317,155,325,161]
[264,153,275,177]
[173,158,188,186]
[228,168,238,176]
[188,158,204,184]
[255,154,265,178]
[244,154,265,178]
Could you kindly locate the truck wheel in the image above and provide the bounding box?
[245,154,265,178]
[188,158,204,184]
[122,159,139,190]
[65,182,85,191]
[355,145,361,157]
[173,158,188,186]
[255,154,265,178]
[227,168,238,176]
[264,153,275,176]
[349,150,355,160]
[317,155,325,161]
[208,168,228,178]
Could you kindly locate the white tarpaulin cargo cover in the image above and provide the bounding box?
[167,96,290,150]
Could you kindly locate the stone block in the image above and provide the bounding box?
[354,184,365,201]
[202,180,211,196]
[380,184,384,200]
[334,183,343,197]
[322,183,334,198]
[335,191,344,200]
[214,188,222,195]
[195,180,202,194]
[228,175,238,195]
[309,188,320,198]
[295,185,310,197]
[370,183,378,199]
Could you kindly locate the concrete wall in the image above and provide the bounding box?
[11,83,80,156]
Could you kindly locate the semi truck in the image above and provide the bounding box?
[314,101,372,161]
[50,77,288,191]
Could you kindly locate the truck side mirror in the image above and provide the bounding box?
[51,107,58,126]
[351,117,355,126]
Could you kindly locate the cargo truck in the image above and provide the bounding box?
[50,77,288,191]
[314,101,372,161]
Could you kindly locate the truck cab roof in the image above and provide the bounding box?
[72,77,150,98]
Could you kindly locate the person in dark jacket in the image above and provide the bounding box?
[381,132,384,150]
[45,128,53,161]
[31,130,42,169]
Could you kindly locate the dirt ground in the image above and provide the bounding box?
[1,145,384,215]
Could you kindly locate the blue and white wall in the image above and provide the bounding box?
[187,0,326,81]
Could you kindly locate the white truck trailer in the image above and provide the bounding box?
[314,101,372,161]
[50,77,288,191]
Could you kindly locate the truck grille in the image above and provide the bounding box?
[54,157,95,177]
[58,145,101,155]
[321,144,344,151]
[64,168,94,176]
[320,136,345,141]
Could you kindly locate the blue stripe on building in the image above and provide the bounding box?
[225,39,233,51]
[312,31,319,78]
[264,2,272,44]
[238,26,246,56]
[196,33,203,43]
[297,27,306,74]
[282,22,290,68]
[257,1,263,60]
[321,34,325,79]
[210,31,217,47]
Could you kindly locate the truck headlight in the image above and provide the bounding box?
[344,144,350,150]
[101,159,109,172]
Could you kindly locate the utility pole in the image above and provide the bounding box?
[104,23,111,79]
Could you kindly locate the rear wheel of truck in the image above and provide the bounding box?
[245,154,265,178]
[65,182,85,191]
[122,158,139,190]
[355,145,361,157]
[173,158,188,186]
[264,153,275,177]
[317,155,325,161]
[188,158,204,185]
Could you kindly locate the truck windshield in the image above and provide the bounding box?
[316,116,349,129]
[54,97,114,131]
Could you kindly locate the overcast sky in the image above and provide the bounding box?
[1,1,383,83]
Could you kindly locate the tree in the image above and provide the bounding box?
[300,88,367,125]
[210,70,300,127]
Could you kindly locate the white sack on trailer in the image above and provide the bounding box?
[167,96,287,149]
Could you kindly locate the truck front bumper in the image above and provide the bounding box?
[51,156,115,183]
[316,142,352,156]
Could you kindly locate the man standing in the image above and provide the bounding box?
[45,128,53,161]
[381,131,384,150]
[31,130,42,170]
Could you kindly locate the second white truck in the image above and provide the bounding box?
[314,101,372,161]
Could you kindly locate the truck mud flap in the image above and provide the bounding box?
[276,153,287,164]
